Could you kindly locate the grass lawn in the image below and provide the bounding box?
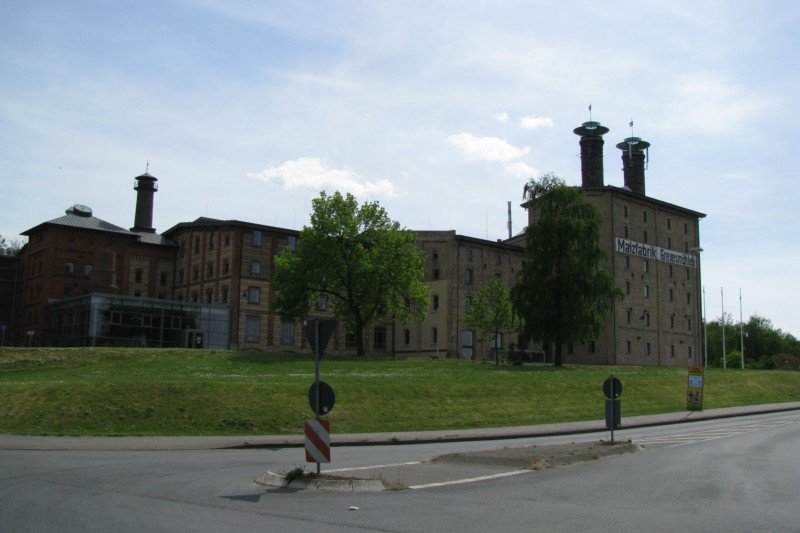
[1,347,799,436]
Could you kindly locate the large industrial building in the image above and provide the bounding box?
[3,121,704,365]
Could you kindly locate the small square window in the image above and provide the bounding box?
[252,230,262,246]
[251,261,261,275]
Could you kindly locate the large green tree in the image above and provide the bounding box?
[464,277,522,365]
[511,174,622,367]
[273,191,429,357]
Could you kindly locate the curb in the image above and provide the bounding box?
[254,471,385,492]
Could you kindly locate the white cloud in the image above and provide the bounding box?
[447,133,529,163]
[520,115,554,129]
[504,161,540,178]
[494,112,509,124]
[249,157,397,198]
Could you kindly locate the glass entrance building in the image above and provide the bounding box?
[42,294,230,349]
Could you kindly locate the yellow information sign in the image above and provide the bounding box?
[687,367,704,411]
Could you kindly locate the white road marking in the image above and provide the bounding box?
[409,469,531,490]
[634,418,797,448]
[323,461,422,473]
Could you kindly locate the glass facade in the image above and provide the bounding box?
[42,294,230,349]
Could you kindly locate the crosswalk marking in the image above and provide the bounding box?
[634,418,797,448]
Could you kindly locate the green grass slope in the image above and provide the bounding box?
[1,348,798,436]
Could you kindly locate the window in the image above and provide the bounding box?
[192,266,199,281]
[222,260,229,275]
[191,292,198,303]
[684,241,689,253]
[248,287,260,304]
[667,217,671,230]
[644,284,650,298]
[495,254,501,266]
[686,268,691,280]
[224,234,230,246]
[670,344,675,357]
[466,268,474,285]
[63,286,72,297]
[643,230,648,243]
[345,332,356,347]
[624,256,630,269]
[281,322,294,344]
[642,210,647,223]
[688,346,693,358]
[687,317,692,331]
[626,309,631,324]
[206,263,214,278]
[251,261,261,275]
[194,237,200,254]
[623,205,628,218]
[433,268,440,280]
[206,290,213,304]
[668,265,673,278]
[686,292,692,305]
[208,234,214,250]
[625,281,630,295]
[669,289,674,302]
[589,341,596,354]
[466,248,473,261]
[65,262,74,274]
[432,327,438,344]
[252,230,262,246]
[670,315,675,329]
[84,264,93,276]
[221,287,228,303]
[643,260,649,273]
[626,340,632,354]
[160,271,167,286]
[667,236,672,249]
[432,249,439,260]
[624,225,629,238]
[246,316,260,342]
[646,342,652,356]
[684,222,689,234]
[287,236,297,251]
[404,329,410,345]
[374,327,387,349]
[135,268,143,283]
[567,342,573,354]
[432,294,439,311]
[315,295,327,310]
[644,312,650,327]
[178,269,184,284]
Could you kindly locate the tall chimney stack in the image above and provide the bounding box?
[131,172,158,233]
[573,121,609,188]
[616,137,650,196]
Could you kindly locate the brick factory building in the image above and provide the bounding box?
[5,121,704,365]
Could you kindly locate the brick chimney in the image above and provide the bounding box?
[131,172,158,233]
[616,137,650,196]
[573,121,609,188]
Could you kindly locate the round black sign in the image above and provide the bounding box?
[308,381,336,415]
[602,376,623,399]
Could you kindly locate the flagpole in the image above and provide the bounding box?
[739,288,744,369]
[721,287,726,369]
[703,286,708,369]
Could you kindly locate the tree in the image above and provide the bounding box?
[273,191,429,357]
[464,277,522,365]
[0,235,23,256]
[511,174,622,367]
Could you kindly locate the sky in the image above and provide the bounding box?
[1,1,799,336]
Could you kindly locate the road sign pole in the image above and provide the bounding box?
[610,376,615,444]
[314,319,321,475]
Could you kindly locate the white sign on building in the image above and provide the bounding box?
[615,237,697,268]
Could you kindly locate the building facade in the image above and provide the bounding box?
[520,122,705,366]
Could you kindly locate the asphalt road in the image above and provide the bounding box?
[1,411,798,531]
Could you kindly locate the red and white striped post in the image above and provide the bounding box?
[305,419,330,464]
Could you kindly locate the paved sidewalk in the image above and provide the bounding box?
[1,401,798,452]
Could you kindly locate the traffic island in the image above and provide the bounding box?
[432,440,643,470]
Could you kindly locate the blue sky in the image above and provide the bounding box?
[2,1,799,336]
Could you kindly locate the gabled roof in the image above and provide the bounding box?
[22,209,175,247]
